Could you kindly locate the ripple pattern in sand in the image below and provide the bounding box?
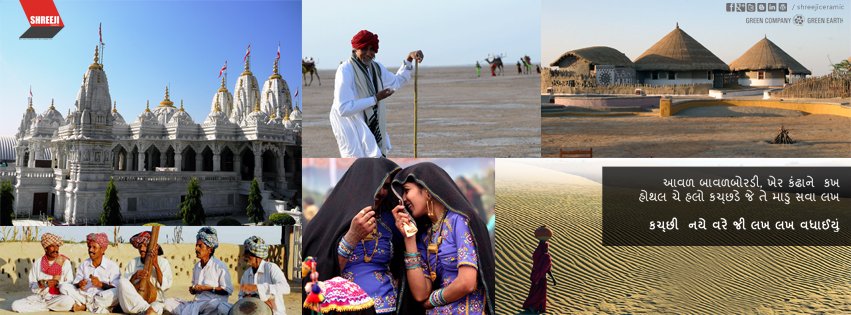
[496,179,851,314]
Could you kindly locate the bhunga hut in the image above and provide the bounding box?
[549,46,636,85]
[633,24,729,87]
[728,36,811,87]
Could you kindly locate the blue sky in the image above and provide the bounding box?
[0,0,302,136]
[543,0,850,76]
[24,226,283,245]
[303,0,541,69]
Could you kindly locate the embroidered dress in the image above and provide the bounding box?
[342,210,400,313]
[418,211,485,315]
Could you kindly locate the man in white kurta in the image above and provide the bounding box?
[11,233,75,312]
[238,236,290,315]
[164,227,234,315]
[59,232,121,313]
[117,231,174,315]
[329,29,423,157]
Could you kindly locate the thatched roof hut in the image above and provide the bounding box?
[549,46,637,85]
[634,24,729,72]
[550,46,634,68]
[729,37,811,75]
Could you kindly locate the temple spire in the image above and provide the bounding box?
[254,97,261,112]
[213,97,221,113]
[160,86,174,107]
[145,100,151,113]
[112,101,117,113]
[219,76,228,92]
[179,100,185,112]
[50,98,55,110]
[89,46,102,70]
[242,44,252,75]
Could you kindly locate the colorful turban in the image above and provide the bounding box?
[196,227,218,249]
[40,233,63,248]
[130,231,151,249]
[244,236,269,259]
[351,30,379,52]
[86,233,109,249]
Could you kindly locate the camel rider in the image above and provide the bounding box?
[329,29,424,157]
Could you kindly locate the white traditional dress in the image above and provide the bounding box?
[11,256,75,312]
[164,256,234,315]
[238,260,290,315]
[330,58,413,157]
[59,256,121,313]
[117,256,174,314]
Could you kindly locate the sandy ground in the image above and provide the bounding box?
[0,243,301,314]
[303,66,540,157]
[495,160,851,314]
[542,105,851,157]
[0,289,302,315]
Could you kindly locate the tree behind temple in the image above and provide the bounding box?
[100,178,122,225]
[178,177,205,225]
[0,181,14,225]
[246,178,264,224]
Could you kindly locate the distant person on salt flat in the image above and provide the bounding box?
[11,233,75,313]
[329,29,424,157]
[521,226,555,314]
[475,61,482,78]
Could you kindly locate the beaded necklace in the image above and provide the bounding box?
[426,210,448,281]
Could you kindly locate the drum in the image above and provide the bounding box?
[228,297,273,315]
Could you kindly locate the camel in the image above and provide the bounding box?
[485,54,504,76]
[302,58,321,86]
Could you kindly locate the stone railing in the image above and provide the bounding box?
[18,168,55,179]
[111,170,240,182]
[0,169,17,179]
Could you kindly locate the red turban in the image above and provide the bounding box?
[130,231,150,249]
[351,30,379,52]
[86,233,109,249]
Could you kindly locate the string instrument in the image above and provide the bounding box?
[132,226,160,303]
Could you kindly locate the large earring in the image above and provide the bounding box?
[427,198,434,220]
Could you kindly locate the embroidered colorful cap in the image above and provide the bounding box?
[317,277,375,313]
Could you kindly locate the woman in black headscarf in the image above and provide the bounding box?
[302,158,408,314]
[390,162,496,315]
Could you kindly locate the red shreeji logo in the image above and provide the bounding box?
[19,0,64,39]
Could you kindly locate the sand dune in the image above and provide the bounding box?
[496,167,851,314]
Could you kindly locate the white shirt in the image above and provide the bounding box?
[124,256,174,302]
[73,256,121,294]
[28,256,74,294]
[330,59,413,157]
[239,260,290,315]
[191,256,233,303]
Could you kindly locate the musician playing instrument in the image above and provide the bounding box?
[117,230,173,315]
[164,227,233,315]
[238,236,290,315]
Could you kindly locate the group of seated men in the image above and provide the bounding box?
[10,227,290,315]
